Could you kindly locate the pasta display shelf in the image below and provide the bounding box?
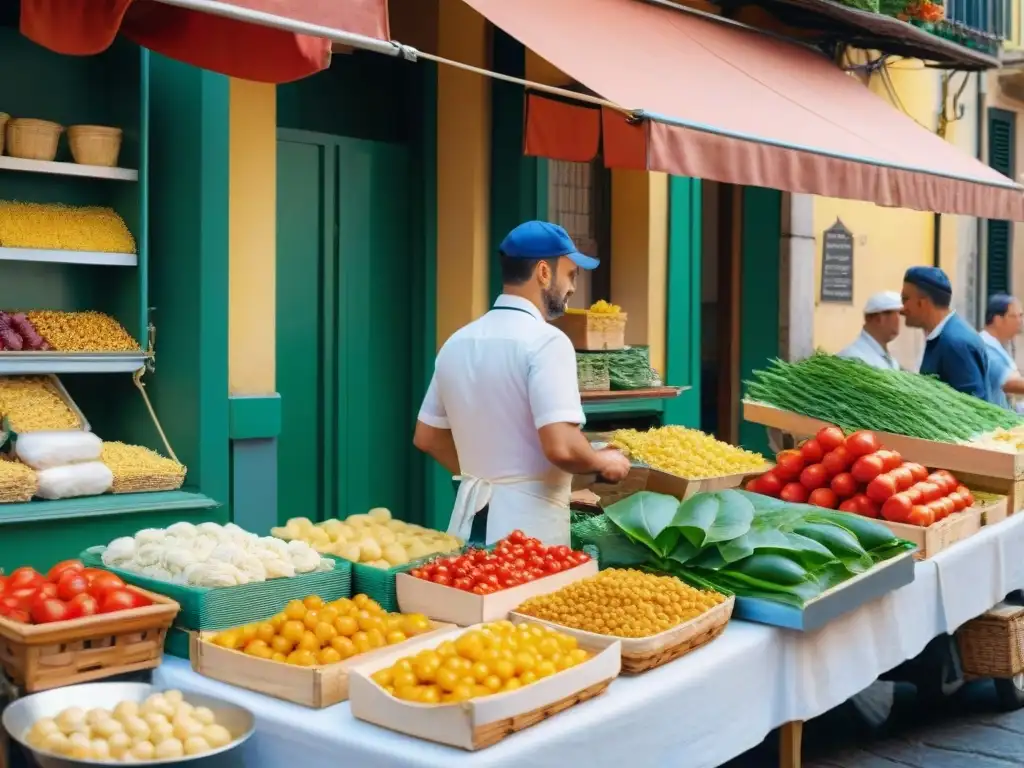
[0,155,138,182]
[0,351,147,375]
[0,248,137,267]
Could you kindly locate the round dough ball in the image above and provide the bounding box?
[143,712,169,730]
[172,716,204,741]
[358,538,382,562]
[155,737,185,759]
[55,707,86,734]
[191,706,216,726]
[163,689,184,706]
[107,732,132,758]
[66,732,92,759]
[90,739,111,760]
[382,542,408,566]
[142,693,175,718]
[40,731,69,755]
[113,700,140,722]
[172,700,195,719]
[201,724,232,749]
[151,720,175,744]
[368,507,392,522]
[85,708,111,727]
[122,715,151,741]
[92,718,124,740]
[184,735,212,755]
[27,718,59,745]
[130,739,156,760]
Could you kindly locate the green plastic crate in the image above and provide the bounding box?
[164,626,191,660]
[80,547,352,631]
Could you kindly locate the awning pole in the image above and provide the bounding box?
[150,0,412,58]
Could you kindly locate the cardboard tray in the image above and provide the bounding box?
[586,464,769,507]
[733,550,916,632]
[348,624,621,750]
[877,505,983,560]
[190,621,457,708]
[396,560,599,626]
[742,400,1024,481]
[508,596,734,673]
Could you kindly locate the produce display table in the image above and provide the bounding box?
[149,514,1024,768]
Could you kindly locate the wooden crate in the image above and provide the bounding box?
[190,621,457,708]
[511,596,734,674]
[0,586,179,692]
[952,473,1024,515]
[958,602,1024,679]
[587,464,770,507]
[876,506,982,560]
[551,312,626,351]
[743,401,1024,480]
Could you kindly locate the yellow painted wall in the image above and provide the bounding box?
[435,0,491,347]
[228,78,277,394]
[812,60,938,370]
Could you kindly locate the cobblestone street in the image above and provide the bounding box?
[726,681,1024,768]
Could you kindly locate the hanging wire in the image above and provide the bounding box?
[132,368,180,463]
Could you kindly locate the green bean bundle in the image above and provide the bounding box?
[745,353,1022,442]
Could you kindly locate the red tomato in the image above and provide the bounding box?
[816,426,845,452]
[472,583,494,595]
[947,491,966,512]
[46,559,84,584]
[890,466,914,492]
[36,583,57,600]
[907,505,936,527]
[745,477,765,494]
[4,609,29,623]
[851,494,880,519]
[873,450,902,472]
[56,571,89,603]
[780,482,809,503]
[757,470,784,497]
[881,493,913,523]
[830,472,858,499]
[574,552,591,564]
[9,587,40,608]
[808,488,838,509]
[958,486,975,508]
[0,596,21,613]
[915,481,942,504]
[904,463,928,483]
[851,454,885,484]
[799,464,829,491]
[8,567,43,591]
[65,593,99,619]
[774,450,805,481]
[799,438,824,463]
[838,498,860,513]
[88,573,126,601]
[31,597,69,624]
[80,568,106,585]
[844,431,880,458]
[930,497,956,521]
[821,447,852,477]
[508,530,527,544]
[452,577,473,591]
[904,486,924,504]
[866,474,897,503]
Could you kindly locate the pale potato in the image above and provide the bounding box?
[368,507,391,522]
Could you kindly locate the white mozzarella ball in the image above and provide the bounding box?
[154,737,185,759]
[201,724,232,749]
[184,735,212,755]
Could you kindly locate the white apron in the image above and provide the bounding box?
[447,471,572,546]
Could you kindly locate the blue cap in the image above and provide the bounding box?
[499,221,599,270]
[904,265,952,297]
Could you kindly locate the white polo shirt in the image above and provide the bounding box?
[417,294,585,481]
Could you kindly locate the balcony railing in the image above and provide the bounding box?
[944,0,1014,47]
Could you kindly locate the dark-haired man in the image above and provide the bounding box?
[982,293,1024,412]
[413,221,630,546]
[901,266,990,401]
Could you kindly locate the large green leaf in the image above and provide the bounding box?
[604,491,681,557]
[570,519,652,568]
[666,536,702,566]
[670,490,754,548]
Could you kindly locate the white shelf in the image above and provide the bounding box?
[0,248,136,266]
[0,155,137,181]
[0,352,147,375]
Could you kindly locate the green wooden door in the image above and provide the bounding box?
[276,132,414,525]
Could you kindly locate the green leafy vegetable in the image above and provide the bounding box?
[604,491,682,557]
[670,490,754,549]
[731,553,810,586]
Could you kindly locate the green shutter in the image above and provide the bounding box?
[987,108,1016,296]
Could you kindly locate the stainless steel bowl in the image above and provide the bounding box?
[2,681,255,767]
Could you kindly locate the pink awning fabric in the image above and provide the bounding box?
[463,0,1024,221]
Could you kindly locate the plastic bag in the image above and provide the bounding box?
[35,461,113,500]
[15,430,102,470]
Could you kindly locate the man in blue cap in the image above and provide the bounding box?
[413,221,630,546]
[901,266,990,401]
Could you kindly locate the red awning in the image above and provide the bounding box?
[21,0,390,84]
[463,0,1024,221]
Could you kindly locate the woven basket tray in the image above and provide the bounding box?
[957,602,1024,679]
[80,548,352,631]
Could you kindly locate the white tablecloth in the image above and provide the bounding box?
[153,514,1024,768]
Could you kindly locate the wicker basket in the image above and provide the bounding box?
[0,113,9,155]
[6,118,62,162]
[67,124,123,167]
[0,586,179,692]
[957,602,1024,679]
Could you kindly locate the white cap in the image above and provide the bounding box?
[864,291,902,315]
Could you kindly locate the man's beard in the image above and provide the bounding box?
[542,285,570,320]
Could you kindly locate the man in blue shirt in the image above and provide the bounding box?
[901,266,991,401]
[981,293,1024,412]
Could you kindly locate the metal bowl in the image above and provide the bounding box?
[2,681,255,767]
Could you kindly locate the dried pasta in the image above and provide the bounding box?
[0,201,135,253]
[0,376,80,432]
[101,442,186,494]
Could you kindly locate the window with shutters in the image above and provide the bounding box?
[987,108,1016,297]
[547,159,611,309]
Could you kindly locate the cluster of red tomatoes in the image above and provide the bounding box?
[747,426,973,527]
[0,559,151,624]
[409,530,591,595]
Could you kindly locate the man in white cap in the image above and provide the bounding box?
[838,291,903,370]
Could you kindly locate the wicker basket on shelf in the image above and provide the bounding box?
[67,125,123,167]
[6,118,62,161]
[957,602,1024,679]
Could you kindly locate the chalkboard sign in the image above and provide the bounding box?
[820,219,854,304]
